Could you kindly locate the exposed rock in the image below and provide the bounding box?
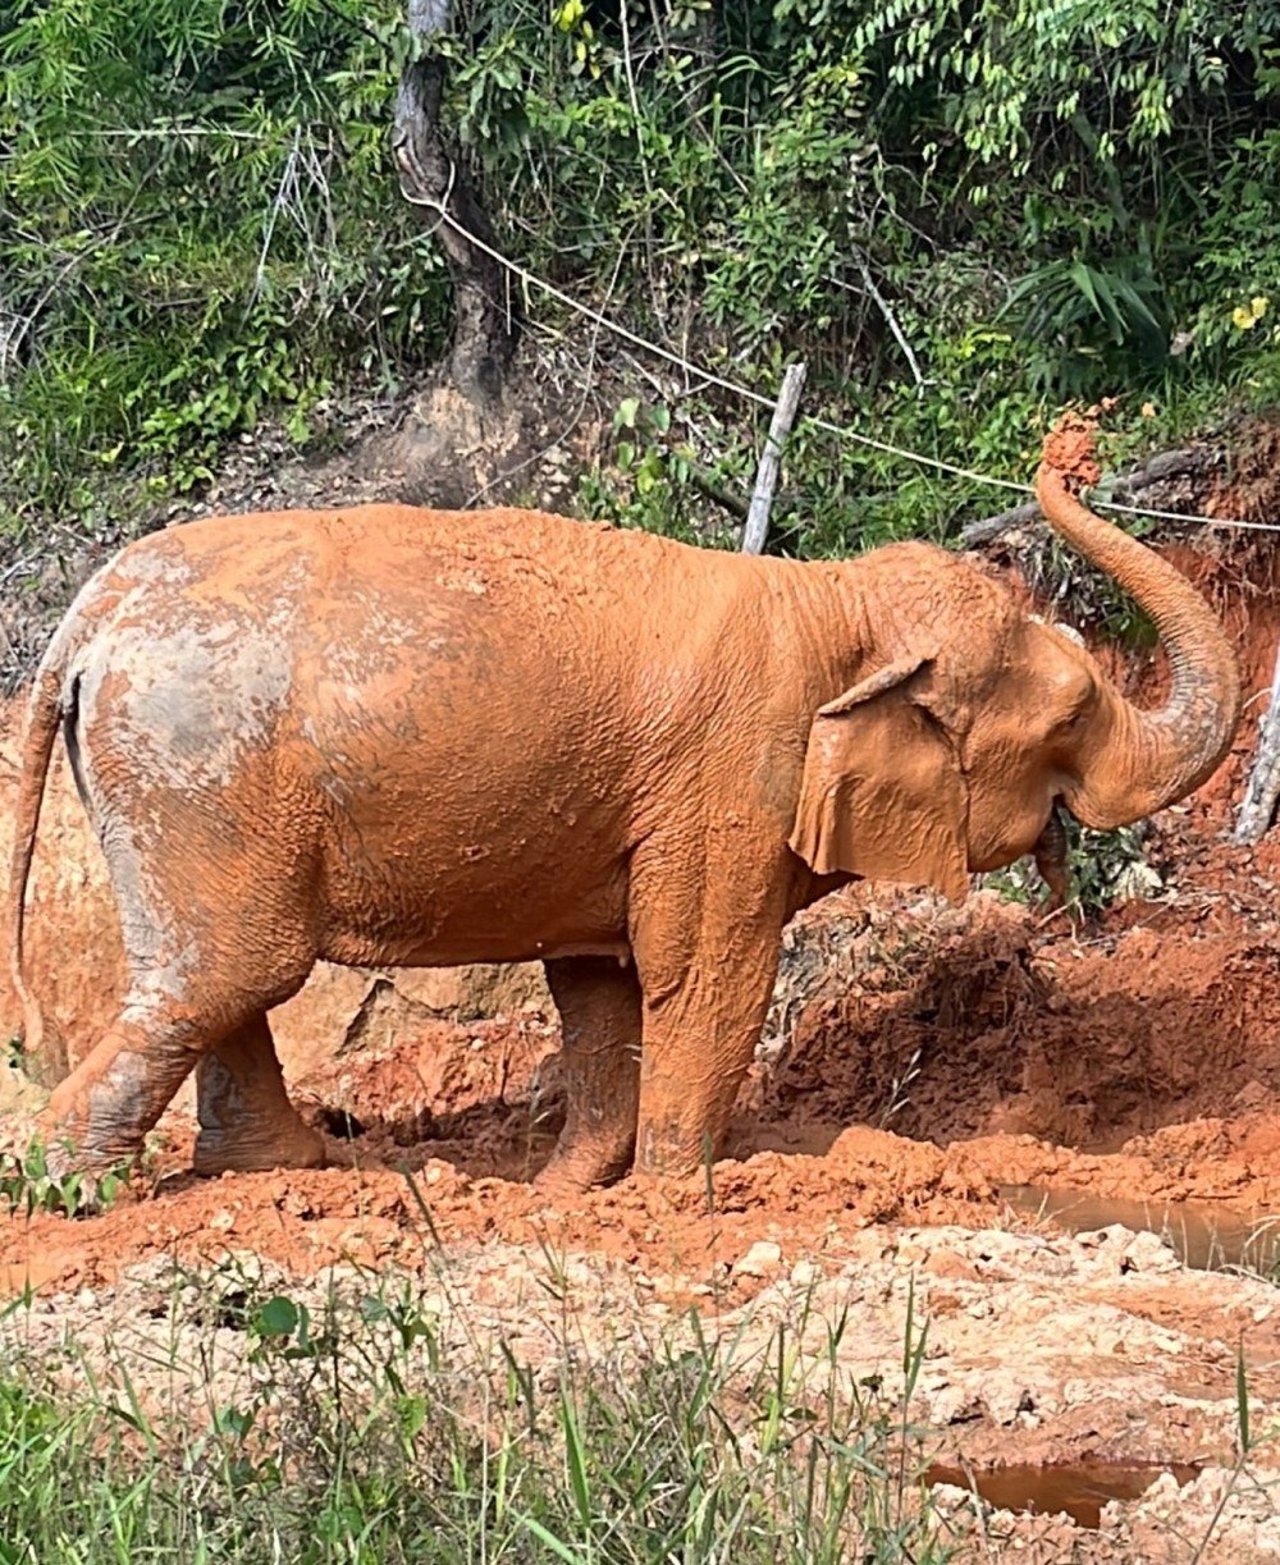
[733,1240,783,1277]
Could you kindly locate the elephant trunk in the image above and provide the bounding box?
[1034,416,1241,830]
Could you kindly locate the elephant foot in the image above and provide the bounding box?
[193,1116,327,1177]
[633,1112,718,1181]
[30,1105,141,1178]
[533,1132,635,1197]
[193,1015,327,1176]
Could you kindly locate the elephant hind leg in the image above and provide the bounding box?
[41,991,212,1172]
[193,1014,326,1176]
[46,767,326,1174]
[535,955,642,1194]
[39,864,320,1174]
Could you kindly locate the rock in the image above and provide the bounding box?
[969,1229,1056,1272]
[925,1381,985,1425]
[922,1247,981,1281]
[981,1375,1035,1425]
[1118,1230,1180,1274]
[0,1060,47,1118]
[733,1241,783,1278]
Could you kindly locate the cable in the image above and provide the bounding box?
[402,187,1280,534]
[401,186,1029,494]
[1098,498,1280,533]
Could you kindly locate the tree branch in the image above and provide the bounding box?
[1236,647,1280,844]
[742,363,807,555]
[853,252,926,388]
[687,463,749,521]
[960,447,1208,547]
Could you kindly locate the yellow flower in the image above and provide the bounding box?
[1233,305,1257,330]
[1252,296,1270,318]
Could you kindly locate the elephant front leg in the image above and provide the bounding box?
[632,959,779,1177]
[629,850,786,1178]
[193,1014,327,1176]
[536,955,642,1194]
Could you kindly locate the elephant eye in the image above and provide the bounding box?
[1054,698,1091,736]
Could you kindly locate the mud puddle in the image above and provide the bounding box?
[925,1459,1200,1529]
[1002,1184,1280,1273]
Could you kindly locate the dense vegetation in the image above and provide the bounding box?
[2,0,1278,556]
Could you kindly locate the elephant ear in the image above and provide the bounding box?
[788,654,971,904]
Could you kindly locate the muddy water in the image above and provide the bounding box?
[1001,1184,1280,1273]
[925,1460,1199,1529]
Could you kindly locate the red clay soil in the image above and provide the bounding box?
[1039,408,1104,487]
[4,535,1280,1299]
[5,810,1280,1298]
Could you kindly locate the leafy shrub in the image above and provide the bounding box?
[2,0,1279,554]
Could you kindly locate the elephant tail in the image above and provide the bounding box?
[7,621,80,1071]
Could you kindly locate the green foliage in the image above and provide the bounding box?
[1,0,1279,553]
[985,819,1157,921]
[0,1137,128,1218]
[0,0,436,527]
[1002,256,1170,394]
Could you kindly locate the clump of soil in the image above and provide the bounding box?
[1039,407,1103,487]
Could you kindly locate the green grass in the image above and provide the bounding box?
[0,1262,956,1565]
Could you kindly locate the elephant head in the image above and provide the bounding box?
[790,413,1242,902]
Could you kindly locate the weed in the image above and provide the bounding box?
[0,1137,129,1219]
[984,818,1157,920]
[0,1262,958,1564]
[877,1046,925,1130]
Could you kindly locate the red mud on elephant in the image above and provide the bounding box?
[2,415,1241,1202]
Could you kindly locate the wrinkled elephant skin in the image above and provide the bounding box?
[6,431,1240,1189]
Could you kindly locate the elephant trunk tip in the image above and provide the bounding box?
[1038,409,1103,495]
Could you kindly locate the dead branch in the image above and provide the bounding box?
[742,362,807,555]
[960,447,1209,547]
[853,252,926,388]
[1235,641,1280,844]
[688,463,749,521]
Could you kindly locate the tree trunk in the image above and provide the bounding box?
[392,0,518,406]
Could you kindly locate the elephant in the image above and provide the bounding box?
[6,417,1240,1190]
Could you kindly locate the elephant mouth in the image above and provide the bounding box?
[1032,800,1073,911]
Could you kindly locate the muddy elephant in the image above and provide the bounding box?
[7,419,1240,1190]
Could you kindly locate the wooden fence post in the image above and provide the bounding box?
[741,362,807,555]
